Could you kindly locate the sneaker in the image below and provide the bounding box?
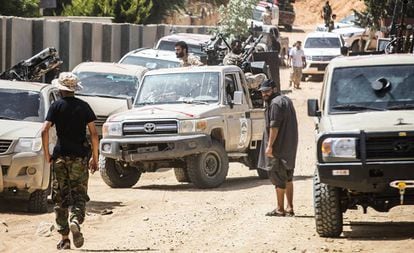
[56,239,71,250]
[69,221,84,248]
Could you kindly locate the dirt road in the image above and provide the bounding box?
[1,26,414,253]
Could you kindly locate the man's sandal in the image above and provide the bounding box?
[285,210,295,217]
[56,239,71,250]
[265,209,285,217]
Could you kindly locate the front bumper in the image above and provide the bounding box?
[100,134,212,162]
[302,61,329,75]
[0,152,49,194]
[317,161,414,192]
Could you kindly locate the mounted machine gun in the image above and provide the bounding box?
[0,47,62,82]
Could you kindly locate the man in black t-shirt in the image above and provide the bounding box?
[41,72,99,250]
[257,79,298,217]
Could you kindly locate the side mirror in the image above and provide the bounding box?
[307,99,321,117]
[233,91,243,105]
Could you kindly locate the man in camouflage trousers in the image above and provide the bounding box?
[41,72,99,250]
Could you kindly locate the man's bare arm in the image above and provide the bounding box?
[265,127,279,157]
[87,122,99,173]
[41,121,53,163]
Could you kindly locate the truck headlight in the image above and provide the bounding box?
[306,55,312,61]
[14,137,42,152]
[321,137,357,161]
[179,120,207,133]
[102,122,123,137]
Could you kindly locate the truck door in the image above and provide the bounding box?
[223,72,251,151]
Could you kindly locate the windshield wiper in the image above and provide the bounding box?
[331,104,384,111]
[182,99,208,105]
[387,104,414,110]
[0,116,19,120]
[77,93,126,99]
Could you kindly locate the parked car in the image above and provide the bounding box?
[154,33,211,59]
[251,1,295,32]
[119,48,180,70]
[72,62,148,135]
[316,14,358,32]
[0,80,58,213]
[308,54,414,237]
[302,32,344,78]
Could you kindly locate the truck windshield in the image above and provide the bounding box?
[75,72,138,98]
[305,38,341,48]
[0,89,44,122]
[120,55,180,70]
[135,72,220,105]
[329,65,414,113]
[157,41,204,56]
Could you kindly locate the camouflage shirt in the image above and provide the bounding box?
[180,54,203,67]
[223,52,243,66]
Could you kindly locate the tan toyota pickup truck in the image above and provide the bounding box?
[99,66,267,189]
[0,80,57,213]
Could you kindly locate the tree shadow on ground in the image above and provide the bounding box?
[134,174,313,192]
[134,176,270,192]
[0,198,54,214]
[86,200,124,215]
[343,221,414,240]
[80,248,159,252]
[0,198,124,216]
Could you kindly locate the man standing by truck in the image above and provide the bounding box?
[257,79,298,217]
[41,72,99,250]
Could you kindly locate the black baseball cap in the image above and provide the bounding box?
[258,79,275,92]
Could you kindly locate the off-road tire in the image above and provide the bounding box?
[186,140,229,188]
[28,190,48,213]
[174,168,191,183]
[256,168,269,179]
[285,25,293,32]
[99,156,141,188]
[313,171,343,237]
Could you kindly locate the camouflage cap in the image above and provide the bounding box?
[52,72,83,92]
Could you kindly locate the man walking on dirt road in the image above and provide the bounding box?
[41,72,99,250]
[257,79,298,217]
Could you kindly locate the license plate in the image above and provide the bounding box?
[137,146,158,153]
[332,169,349,176]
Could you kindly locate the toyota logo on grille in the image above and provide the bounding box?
[143,123,156,133]
[393,141,412,152]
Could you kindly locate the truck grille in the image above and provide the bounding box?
[310,63,329,71]
[365,136,414,160]
[0,140,13,154]
[311,56,336,61]
[95,115,108,128]
[123,121,178,136]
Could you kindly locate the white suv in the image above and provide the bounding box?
[302,32,344,78]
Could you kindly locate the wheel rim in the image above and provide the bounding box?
[203,152,221,177]
[114,161,132,178]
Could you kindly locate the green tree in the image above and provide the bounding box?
[0,0,39,17]
[217,0,259,39]
[354,0,414,29]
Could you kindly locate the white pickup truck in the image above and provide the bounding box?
[99,66,267,189]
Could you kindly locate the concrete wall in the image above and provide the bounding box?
[0,16,215,73]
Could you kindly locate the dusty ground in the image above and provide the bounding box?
[1,26,414,253]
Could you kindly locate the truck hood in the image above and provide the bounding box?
[78,95,129,117]
[0,120,41,139]
[327,111,414,132]
[304,48,340,57]
[109,103,220,121]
